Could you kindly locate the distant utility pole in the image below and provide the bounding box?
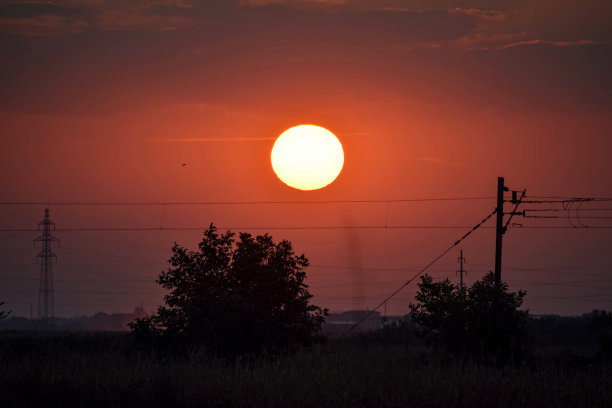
[457,249,466,289]
[35,209,59,326]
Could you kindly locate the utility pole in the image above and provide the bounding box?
[35,209,59,327]
[493,177,526,290]
[457,249,466,289]
[494,177,507,289]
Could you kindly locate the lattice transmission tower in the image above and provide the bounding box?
[457,249,466,290]
[35,209,59,324]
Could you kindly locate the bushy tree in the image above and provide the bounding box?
[409,272,528,364]
[129,224,327,355]
[0,299,10,320]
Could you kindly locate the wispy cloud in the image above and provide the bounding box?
[498,39,609,50]
[149,137,275,143]
[0,0,196,36]
[449,8,506,21]
[379,153,471,168]
[452,32,529,51]
[241,0,347,7]
[0,15,89,37]
[413,156,471,168]
[57,140,98,146]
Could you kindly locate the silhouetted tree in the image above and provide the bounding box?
[129,224,327,355]
[585,309,612,357]
[0,299,10,320]
[409,272,528,364]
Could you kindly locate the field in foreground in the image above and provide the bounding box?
[1,331,611,408]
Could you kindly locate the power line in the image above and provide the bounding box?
[528,294,612,301]
[6,301,156,307]
[528,196,612,200]
[0,225,499,232]
[342,208,498,336]
[468,262,612,275]
[8,289,161,295]
[525,215,612,219]
[2,225,612,233]
[506,226,612,229]
[524,208,612,212]
[518,198,612,204]
[0,277,152,283]
[3,197,611,207]
[0,197,496,206]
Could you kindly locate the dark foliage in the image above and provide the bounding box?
[0,299,10,321]
[0,331,133,361]
[335,317,423,347]
[585,309,612,357]
[129,224,327,356]
[3,331,612,408]
[528,315,593,348]
[527,311,612,352]
[409,272,529,364]
[342,318,422,347]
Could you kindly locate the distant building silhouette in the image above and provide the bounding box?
[0,306,146,331]
[325,310,383,331]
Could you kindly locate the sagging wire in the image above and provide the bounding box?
[341,208,498,337]
[518,197,612,228]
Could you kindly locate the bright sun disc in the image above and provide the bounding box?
[271,125,344,191]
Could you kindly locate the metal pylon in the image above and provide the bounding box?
[35,209,59,326]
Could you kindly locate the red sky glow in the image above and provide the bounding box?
[1,0,611,318]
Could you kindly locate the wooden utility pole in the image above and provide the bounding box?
[494,177,507,289]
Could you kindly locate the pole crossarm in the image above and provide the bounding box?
[503,189,527,234]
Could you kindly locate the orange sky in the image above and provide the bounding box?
[1,0,611,317]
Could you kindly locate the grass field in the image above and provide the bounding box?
[1,330,611,408]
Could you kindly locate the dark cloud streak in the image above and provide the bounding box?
[0,0,610,115]
[0,3,80,19]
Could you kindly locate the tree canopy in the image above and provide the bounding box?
[0,299,10,321]
[129,224,327,355]
[409,272,528,364]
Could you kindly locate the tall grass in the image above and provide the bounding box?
[1,331,611,407]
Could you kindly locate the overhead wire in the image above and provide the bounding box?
[0,225,499,232]
[341,208,498,336]
[2,225,612,233]
[524,215,612,219]
[1,197,610,207]
[3,192,611,315]
[0,197,496,206]
[6,301,156,307]
[528,196,612,200]
[523,208,612,213]
[517,198,608,204]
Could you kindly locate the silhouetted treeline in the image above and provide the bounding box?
[528,310,612,353]
[3,310,611,352]
[0,306,144,332]
[342,310,612,357]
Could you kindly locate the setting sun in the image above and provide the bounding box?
[271,125,344,191]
